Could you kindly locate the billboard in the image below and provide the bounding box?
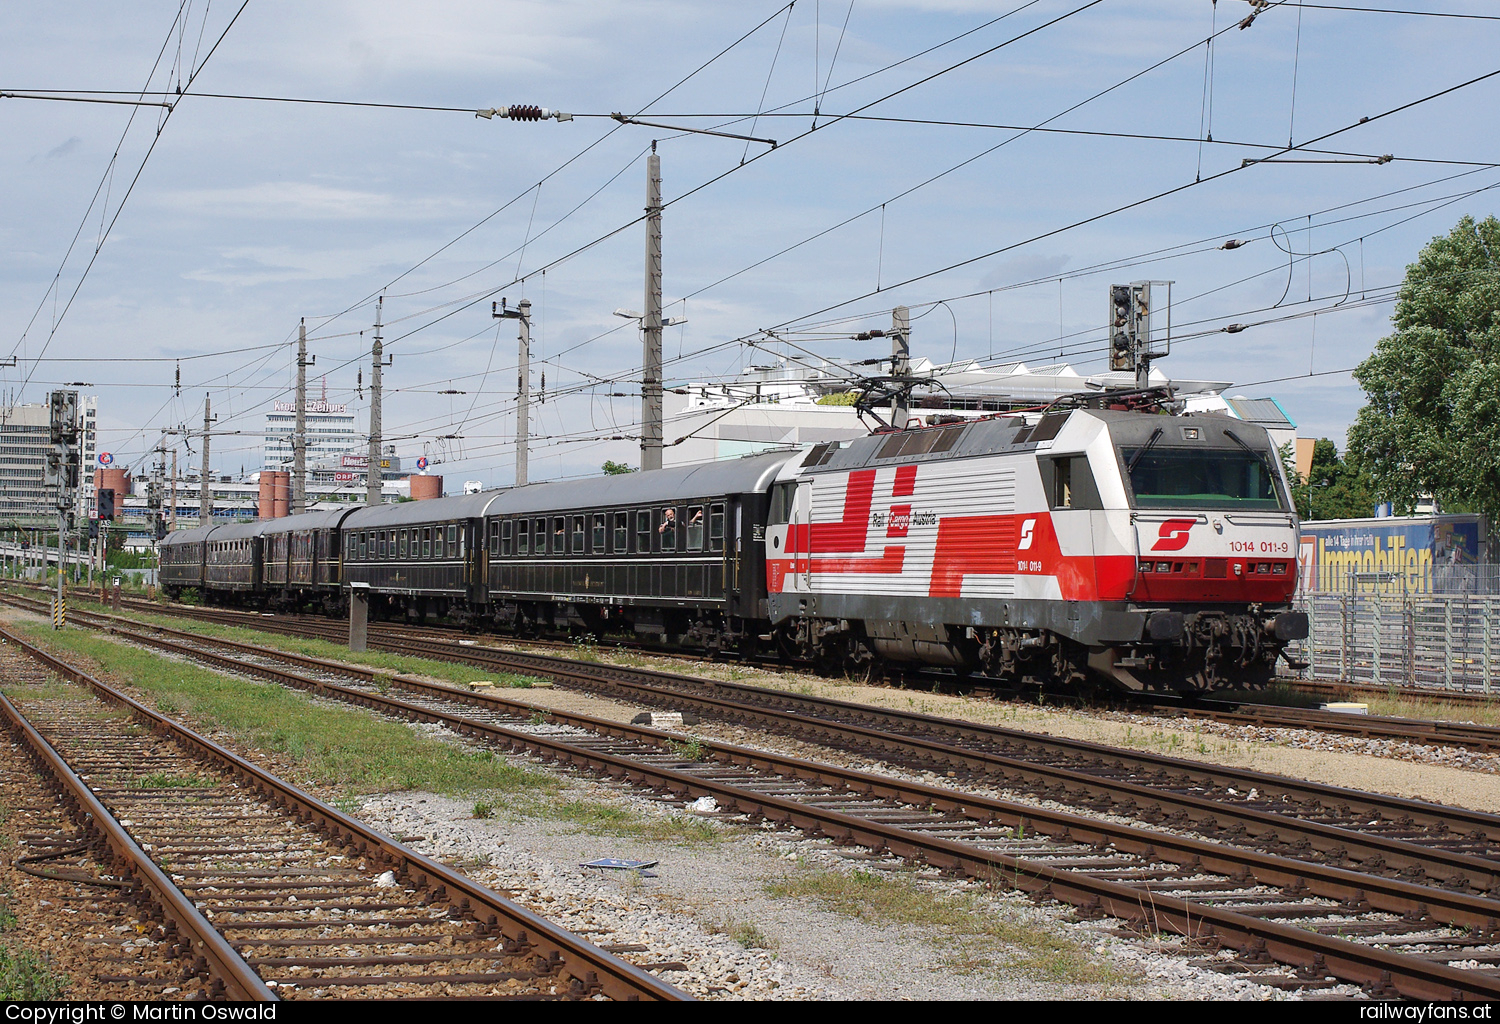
[1298,514,1487,593]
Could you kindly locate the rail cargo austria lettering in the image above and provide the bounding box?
[1298,514,1489,593]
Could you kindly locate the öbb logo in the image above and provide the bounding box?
[1151,518,1197,552]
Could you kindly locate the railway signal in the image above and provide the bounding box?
[1108,281,1173,390]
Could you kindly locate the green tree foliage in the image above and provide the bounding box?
[1293,438,1376,521]
[1347,215,1500,518]
[601,460,635,475]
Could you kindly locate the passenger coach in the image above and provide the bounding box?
[479,452,789,648]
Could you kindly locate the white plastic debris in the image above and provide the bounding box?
[686,796,718,815]
[374,870,398,888]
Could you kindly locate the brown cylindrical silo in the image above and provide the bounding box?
[94,467,131,504]
[409,475,442,501]
[258,473,276,519]
[272,471,291,518]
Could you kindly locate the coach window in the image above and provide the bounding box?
[571,516,585,553]
[637,510,652,553]
[501,519,513,556]
[686,505,704,551]
[377,532,386,558]
[517,519,530,556]
[659,508,677,552]
[347,535,356,560]
[359,533,368,559]
[447,524,459,557]
[420,527,430,558]
[399,531,409,557]
[709,503,725,551]
[488,521,499,556]
[532,519,546,556]
[612,512,628,552]
[592,514,606,551]
[553,518,566,554]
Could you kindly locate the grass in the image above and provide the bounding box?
[765,866,1126,987]
[0,946,67,1000]
[134,772,217,789]
[707,918,777,950]
[13,623,558,801]
[514,795,720,845]
[472,800,495,819]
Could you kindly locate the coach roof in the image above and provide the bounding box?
[483,451,795,517]
[258,508,360,536]
[160,524,219,549]
[342,490,509,530]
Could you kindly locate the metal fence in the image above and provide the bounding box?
[1290,592,1500,694]
[1309,563,1500,596]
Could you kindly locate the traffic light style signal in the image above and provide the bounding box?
[98,488,115,521]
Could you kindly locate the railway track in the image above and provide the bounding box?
[1137,696,1500,754]
[22,602,1500,998]
[15,592,1500,887]
[0,625,687,1001]
[40,585,1500,755]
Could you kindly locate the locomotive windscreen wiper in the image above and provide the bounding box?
[1222,429,1270,470]
[1125,427,1164,473]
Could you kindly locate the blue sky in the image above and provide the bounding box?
[3,1,1497,487]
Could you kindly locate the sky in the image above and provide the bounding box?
[3,0,1498,489]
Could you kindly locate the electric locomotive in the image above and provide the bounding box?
[763,407,1306,691]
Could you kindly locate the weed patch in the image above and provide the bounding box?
[765,866,1124,986]
[0,945,67,1000]
[515,795,719,845]
[134,772,216,789]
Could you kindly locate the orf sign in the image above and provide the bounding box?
[98,452,113,466]
[417,456,429,470]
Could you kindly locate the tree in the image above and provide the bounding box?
[1292,438,1376,521]
[1346,215,1500,520]
[601,460,635,475]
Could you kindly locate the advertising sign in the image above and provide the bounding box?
[1299,514,1486,593]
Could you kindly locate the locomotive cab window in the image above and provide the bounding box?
[768,483,793,525]
[1046,456,1102,510]
[686,506,705,551]
[1123,446,1287,511]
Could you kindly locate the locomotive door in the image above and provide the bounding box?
[790,481,813,594]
